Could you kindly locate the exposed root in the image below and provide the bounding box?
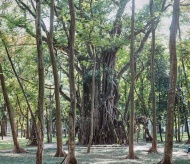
[158,159,174,164]
[125,155,139,159]
[54,150,67,157]
[157,160,163,164]
[63,153,77,164]
[147,147,158,153]
[12,146,27,153]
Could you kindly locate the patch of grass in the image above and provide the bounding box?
[0,135,68,150]
[0,136,190,163]
[0,137,28,150]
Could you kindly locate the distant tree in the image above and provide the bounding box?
[0,64,26,153]
[155,45,169,143]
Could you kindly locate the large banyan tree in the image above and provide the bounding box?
[74,0,170,145]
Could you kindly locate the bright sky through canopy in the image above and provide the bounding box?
[135,0,149,10]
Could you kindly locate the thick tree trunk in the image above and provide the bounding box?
[27,121,38,146]
[0,64,26,153]
[91,60,101,145]
[81,0,130,145]
[145,127,153,142]
[159,0,179,163]
[98,50,120,144]
[80,78,91,145]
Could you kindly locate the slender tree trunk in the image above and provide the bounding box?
[159,0,179,163]
[158,122,163,142]
[47,85,53,143]
[149,0,157,153]
[177,87,181,142]
[35,0,45,163]
[26,108,29,139]
[1,120,3,140]
[0,64,26,153]
[127,0,137,159]
[185,114,190,142]
[181,59,190,141]
[1,104,7,138]
[16,95,26,138]
[46,106,52,143]
[158,91,163,142]
[47,0,66,157]
[124,85,131,122]
[1,111,7,139]
[65,0,77,163]
[87,46,96,153]
[174,113,177,141]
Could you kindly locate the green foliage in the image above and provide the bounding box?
[0,2,190,160]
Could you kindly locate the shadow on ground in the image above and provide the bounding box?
[0,142,190,164]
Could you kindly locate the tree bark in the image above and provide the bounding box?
[46,105,52,143]
[35,0,45,163]
[95,0,129,145]
[0,64,26,153]
[87,45,96,153]
[65,0,77,163]
[26,108,29,139]
[159,0,179,163]
[177,86,181,142]
[185,114,190,142]
[149,0,157,153]
[1,104,7,138]
[47,0,66,157]
[127,0,137,159]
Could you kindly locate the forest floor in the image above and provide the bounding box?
[0,137,190,164]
